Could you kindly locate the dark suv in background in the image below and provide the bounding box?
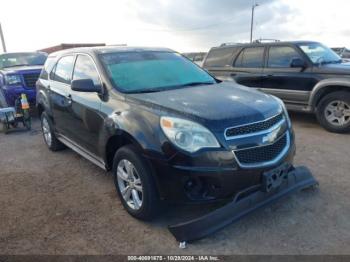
[203,41,350,133]
[0,52,47,107]
[36,46,316,241]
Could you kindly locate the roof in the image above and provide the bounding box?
[49,46,175,57]
[214,40,321,50]
[39,43,106,54]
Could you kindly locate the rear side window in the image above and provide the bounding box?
[51,55,74,84]
[73,55,101,86]
[39,57,56,80]
[234,47,265,68]
[268,46,301,67]
[204,47,238,67]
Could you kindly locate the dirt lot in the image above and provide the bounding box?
[0,113,349,255]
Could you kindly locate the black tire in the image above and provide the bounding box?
[40,112,66,151]
[113,145,160,220]
[316,91,350,133]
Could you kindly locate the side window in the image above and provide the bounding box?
[204,47,239,67]
[234,47,265,68]
[73,55,101,86]
[51,56,74,84]
[40,56,56,80]
[268,46,301,68]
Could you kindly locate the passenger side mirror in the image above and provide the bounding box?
[71,79,101,93]
[290,58,306,68]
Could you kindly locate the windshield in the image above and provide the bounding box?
[100,51,215,93]
[298,43,341,64]
[0,52,47,69]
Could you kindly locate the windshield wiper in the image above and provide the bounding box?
[128,88,166,94]
[128,81,215,94]
[320,60,342,65]
[3,64,31,68]
[179,81,215,87]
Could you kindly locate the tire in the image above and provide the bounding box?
[316,91,350,133]
[113,145,160,220]
[40,112,66,151]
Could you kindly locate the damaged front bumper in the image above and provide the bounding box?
[168,165,318,243]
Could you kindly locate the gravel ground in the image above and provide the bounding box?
[0,112,349,255]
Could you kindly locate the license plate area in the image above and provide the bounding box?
[262,163,291,192]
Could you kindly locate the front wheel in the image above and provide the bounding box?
[316,91,350,133]
[113,145,160,220]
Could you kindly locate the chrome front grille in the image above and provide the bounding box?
[23,73,40,88]
[225,113,291,168]
[225,113,284,139]
[234,133,289,167]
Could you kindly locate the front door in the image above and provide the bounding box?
[68,54,104,156]
[261,45,318,105]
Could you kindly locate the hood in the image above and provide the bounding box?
[127,82,282,131]
[1,65,43,74]
[314,62,350,75]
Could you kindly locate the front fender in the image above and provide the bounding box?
[101,108,167,160]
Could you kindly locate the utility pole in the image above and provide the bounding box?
[250,2,259,43]
[0,22,7,53]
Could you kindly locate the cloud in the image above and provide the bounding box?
[131,0,296,50]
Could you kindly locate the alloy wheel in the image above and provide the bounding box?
[116,159,143,210]
[324,100,350,127]
[42,117,52,146]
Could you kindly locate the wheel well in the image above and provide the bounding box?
[105,133,142,170]
[314,86,350,108]
[37,103,44,117]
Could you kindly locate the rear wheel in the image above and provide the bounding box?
[113,145,160,220]
[41,112,66,151]
[316,91,350,133]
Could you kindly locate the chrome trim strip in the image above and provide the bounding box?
[224,112,283,140]
[232,131,290,169]
[57,134,107,170]
[225,118,285,141]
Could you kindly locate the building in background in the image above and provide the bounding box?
[182,52,207,67]
[38,43,106,54]
[332,47,350,61]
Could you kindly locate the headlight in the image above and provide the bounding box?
[5,75,22,85]
[160,117,220,153]
[273,96,291,127]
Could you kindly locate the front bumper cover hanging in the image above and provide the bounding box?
[168,166,318,243]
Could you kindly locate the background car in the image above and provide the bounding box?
[203,41,350,133]
[0,52,47,107]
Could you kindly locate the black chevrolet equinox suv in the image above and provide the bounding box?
[36,47,317,242]
[203,41,350,133]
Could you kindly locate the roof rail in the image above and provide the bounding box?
[220,42,247,47]
[254,38,280,43]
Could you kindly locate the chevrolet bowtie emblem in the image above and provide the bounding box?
[262,126,281,144]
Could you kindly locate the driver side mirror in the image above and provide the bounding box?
[290,58,306,68]
[71,79,101,93]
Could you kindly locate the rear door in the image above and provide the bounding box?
[48,55,75,137]
[231,46,265,88]
[202,46,240,81]
[261,45,316,104]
